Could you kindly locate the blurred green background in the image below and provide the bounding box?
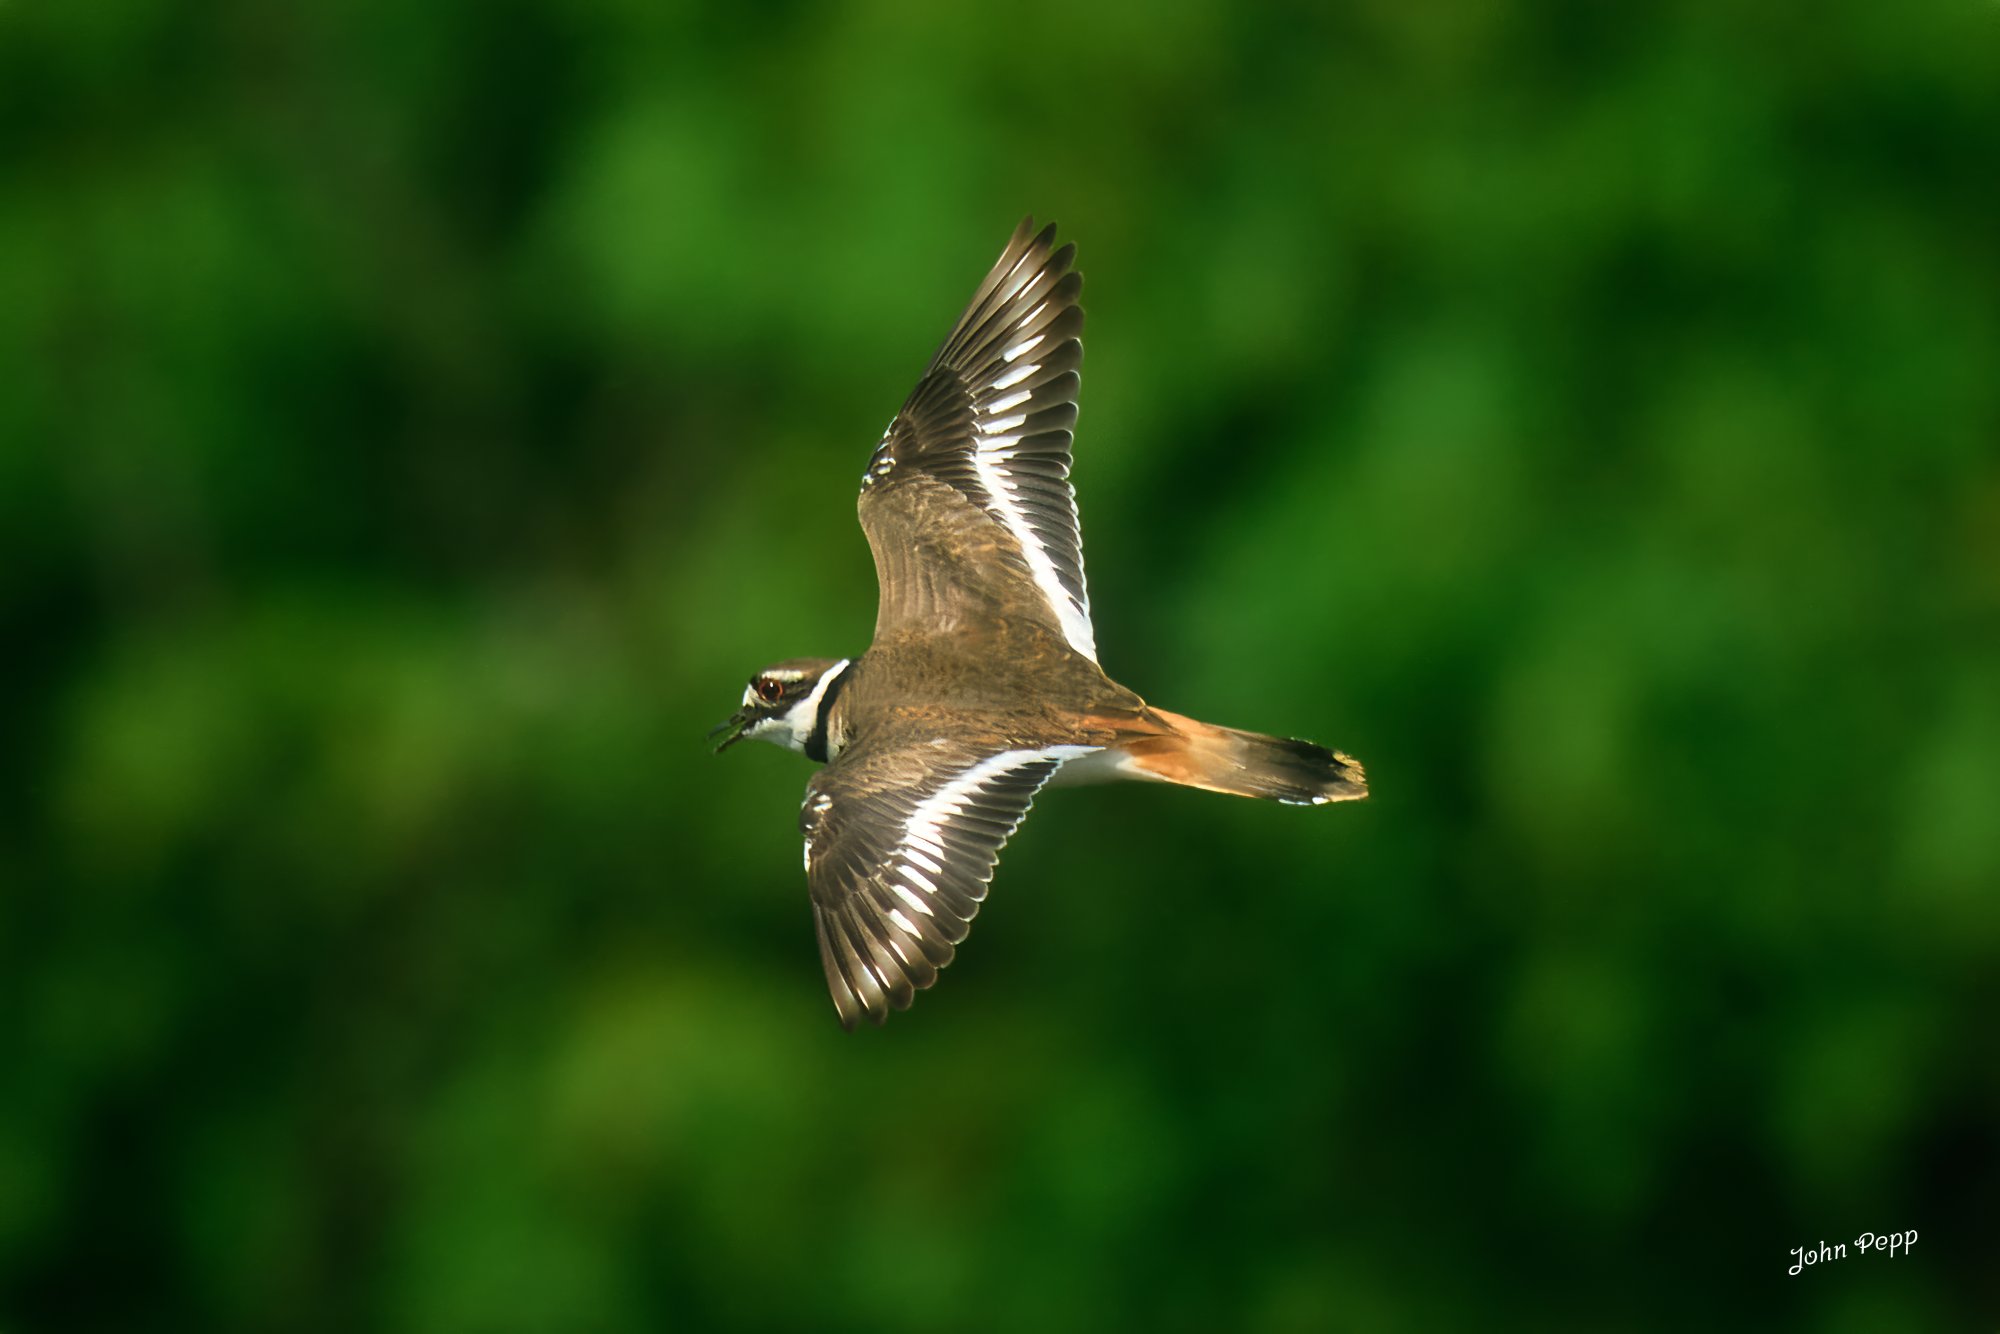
[5,1,1998,1330]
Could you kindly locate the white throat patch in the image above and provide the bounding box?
[744,658,852,755]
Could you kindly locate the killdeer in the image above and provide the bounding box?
[715,218,1367,1029]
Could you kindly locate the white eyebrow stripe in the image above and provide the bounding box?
[770,658,853,756]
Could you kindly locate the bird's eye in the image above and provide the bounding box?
[754,678,784,703]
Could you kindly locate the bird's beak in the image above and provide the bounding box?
[710,711,750,753]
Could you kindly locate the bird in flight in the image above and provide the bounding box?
[714,218,1367,1028]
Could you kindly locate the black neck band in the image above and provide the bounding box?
[804,662,851,764]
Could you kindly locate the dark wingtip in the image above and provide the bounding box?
[1005,215,1039,253]
[1008,215,1061,259]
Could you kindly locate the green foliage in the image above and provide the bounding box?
[4,1,1996,1329]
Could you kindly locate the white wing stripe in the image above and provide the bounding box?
[990,362,1038,391]
[897,747,1101,887]
[971,402,1096,658]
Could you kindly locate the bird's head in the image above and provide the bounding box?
[711,657,852,756]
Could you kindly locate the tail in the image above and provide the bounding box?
[1113,708,1367,806]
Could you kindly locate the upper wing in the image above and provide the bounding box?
[799,739,1096,1029]
[858,218,1096,661]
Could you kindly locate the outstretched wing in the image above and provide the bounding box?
[799,740,1096,1029]
[858,217,1096,661]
